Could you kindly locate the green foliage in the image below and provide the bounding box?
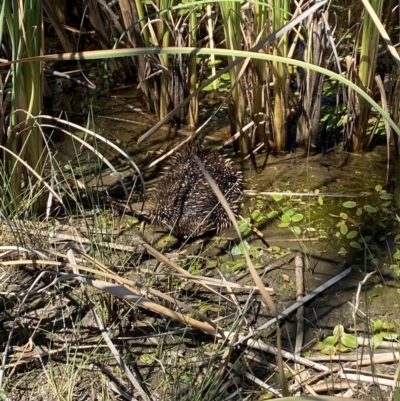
[370,319,398,349]
[312,324,357,355]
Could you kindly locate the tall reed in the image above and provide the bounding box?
[219,0,248,153]
[351,0,383,151]
[2,0,46,214]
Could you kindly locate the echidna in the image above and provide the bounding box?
[144,144,243,239]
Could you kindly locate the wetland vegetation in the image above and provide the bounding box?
[1,0,400,400]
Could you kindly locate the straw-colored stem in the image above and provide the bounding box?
[188,8,198,126]
[352,0,383,151]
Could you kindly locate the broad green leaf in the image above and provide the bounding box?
[282,207,294,216]
[320,345,336,355]
[374,319,382,331]
[333,324,344,339]
[350,241,362,249]
[272,194,283,201]
[323,335,338,346]
[341,333,357,349]
[311,341,324,351]
[380,193,393,200]
[278,222,290,228]
[231,240,251,256]
[393,250,400,260]
[343,201,357,208]
[340,224,348,236]
[364,205,377,213]
[381,331,398,340]
[291,214,304,222]
[375,184,382,192]
[346,231,358,239]
[267,210,279,219]
[281,214,291,223]
[336,343,349,352]
[340,213,348,219]
[371,334,383,349]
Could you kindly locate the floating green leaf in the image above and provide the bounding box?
[251,209,264,222]
[341,333,357,349]
[393,250,400,260]
[340,224,348,236]
[231,240,251,256]
[272,194,283,202]
[281,214,291,223]
[346,231,358,239]
[267,210,279,219]
[318,196,323,205]
[282,207,294,217]
[343,201,357,208]
[340,213,348,219]
[364,205,378,213]
[375,184,383,192]
[278,222,290,228]
[380,193,393,200]
[322,335,337,346]
[350,241,362,249]
[291,214,304,222]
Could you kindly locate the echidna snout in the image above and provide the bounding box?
[144,144,243,239]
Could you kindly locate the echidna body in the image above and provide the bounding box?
[144,144,243,239]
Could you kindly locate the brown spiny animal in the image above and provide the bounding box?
[144,144,243,239]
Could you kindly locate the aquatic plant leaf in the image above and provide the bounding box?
[336,343,349,352]
[364,205,377,213]
[343,201,357,208]
[333,324,344,339]
[341,333,357,349]
[346,231,358,239]
[393,250,400,260]
[340,213,348,219]
[320,345,336,355]
[371,334,383,349]
[272,194,283,201]
[267,210,279,219]
[278,222,290,228]
[282,207,294,217]
[231,240,251,256]
[251,209,263,222]
[290,226,301,236]
[375,184,383,192]
[350,241,362,249]
[291,214,304,222]
[312,341,324,351]
[380,193,393,200]
[281,214,291,223]
[323,335,337,346]
[318,196,323,205]
[381,331,398,340]
[340,224,348,235]
[338,247,348,256]
[374,319,383,331]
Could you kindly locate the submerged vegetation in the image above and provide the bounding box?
[1,0,400,400]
